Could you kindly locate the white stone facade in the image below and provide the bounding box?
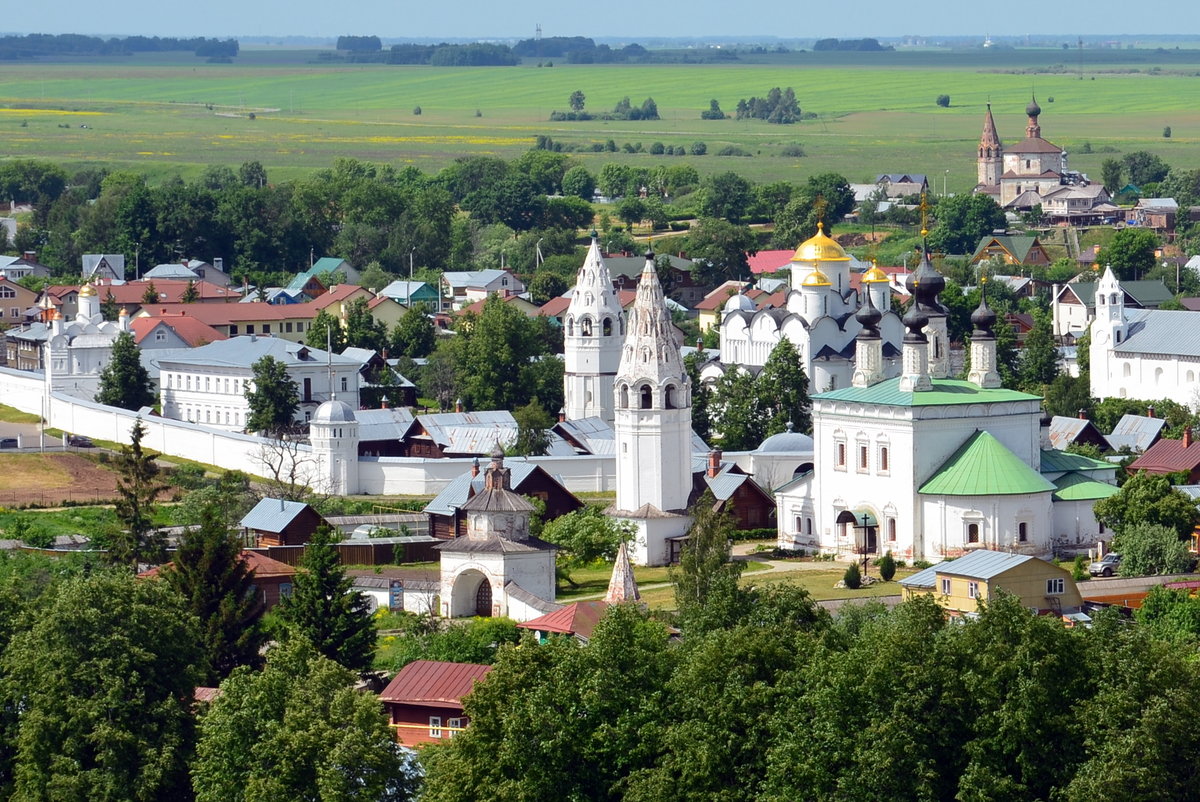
[563,236,625,423]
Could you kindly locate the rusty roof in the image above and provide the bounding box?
[378,659,492,706]
[1128,438,1200,474]
[517,600,609,640]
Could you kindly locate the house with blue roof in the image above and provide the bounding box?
[900,549,1083,616]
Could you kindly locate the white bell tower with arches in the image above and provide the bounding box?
[563,232,625,422]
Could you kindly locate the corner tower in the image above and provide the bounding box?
[612,250,693,566]
[564,232,625,422]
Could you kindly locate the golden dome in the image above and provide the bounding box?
[78,283,97,297]
[801,268,832,287]
[861,265,889,283]
[791,222,850,263]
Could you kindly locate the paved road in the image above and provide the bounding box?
[0,419,63,451]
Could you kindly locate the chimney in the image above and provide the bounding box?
[22,250,35,261]
[213,257,224,273]
[696,337,704,354]
[455,398,464,413]
[1147,405,1155,419]
[380,398,388,409]
[557,407,566,423]
[1077,408,1086,420]
[1185,427,1193,449]
[471,457,481,477]
[707,449,722,478]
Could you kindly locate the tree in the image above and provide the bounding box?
[1101,158,1123,194]
[245,355,299,435]
[684,353,713,443]
[757,339,811,435]
[3,573,202,801]
[1114,522,1193,577]
[345,296,388,351]
[141,280,159,305]
[561,165,596,201]
[510,398,553,456]
[1094,471,1200,538]
[181,278,199,303]
[569,89,586,112]
[771,173,856,246]
[842,560,862,589]
[1042,373,1094,420]
[1163,125,1172,139]
[927,193,1007,255]
[109,418,168,571]
[1097,227,1159,281]
[686,217,756,284]
[1122,151,1170,186]
[615,197,646,232]
[278,525,376,673]
[95,330,155,410]
[239,159,268,188]
[936,94,951,107]
[100,289,119,321]
[307,308,348,351]
[527,272,568,305]
[674,491,745,635]
[699,171,754,223]
[690,141,707,156]
[390,302,437,359]
[192,638,418,802]
[710,367,766,450]
[161,505,266,685]
[541,506,633,581]
[1017,312,1060,391]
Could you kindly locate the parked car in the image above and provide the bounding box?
[66,434,94,448]
[0,437,17,449]
[1089,553,1122,577]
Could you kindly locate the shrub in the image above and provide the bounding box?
[935,94,950,108]
[1072,554,1089,581]
[779,144,806,157]
[412,105,422,115]
[913,559,933,570]
[649,142,665,154]
[690,141,707,156]
[1163,126,1172,138]
[843,561,862,589]
[716,145,751,157]
[878,551,896,582]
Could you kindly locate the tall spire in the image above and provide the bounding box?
[977,103,1003,187]
[617,250,687,383]
[604,541,641,603]
[979,103,1001,155]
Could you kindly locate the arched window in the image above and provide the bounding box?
[880,446,890,473]
[664,384,676,409]
[619,384,629,409]
[1155,367,1164,385]
[1123,363,1132,378]
[887,519,897,542]
[1018,522,1028,543]
[602,317,612,336]
[566,317,574,336]
[967,523,980,544]
[640,385,653,409]
[805,518,813,536]
[1110,293,1118,304]
[581,317,593,337]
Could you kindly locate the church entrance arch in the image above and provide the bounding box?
[449,569,494,618]
[836,509,878,555]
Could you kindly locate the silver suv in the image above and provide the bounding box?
[1089,553,1121,577]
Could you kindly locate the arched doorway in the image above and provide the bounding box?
[836,509,878,555]
[474,578,493,617]
[449,569,494,618]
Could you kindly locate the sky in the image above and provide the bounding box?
[8,0,1196,40]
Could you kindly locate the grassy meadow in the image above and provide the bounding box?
[1,49,1199,187]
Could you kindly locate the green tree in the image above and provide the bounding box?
[710,367,766,450]
[1094,471,1200,538]
[278,525,375,674]
[245,355,300,435]
[181,278,200,303]
[674,491,745,635]
[757,338,811,435]
[1042,373,1094,420]
[686,217,756,284]
[344,296,388,351]
[1097,227,1159,281]
[1101,158,1123,194]
[141,280,159,305]
[192,638,417,802]
[684,352,713,443]
[4,573,201,802]
[161,505,266,685]
[935,94,951,107]
[1121,151,1170,186]
[510,398,553,456]
[771,172,855,246]
[306,308,348,351]
[95,330,155,410]
[100,289,120,321]
[390,302,437,359]
[527,272,568,305]
[109,418,167,571]
[541,506,633,581]
[1114,522,1193,577]
[569,89,586,112]
[699,171,754,223]
[1017,311,1060,391]
[561,165,596,201]
[927,193,1007,255]
[615,197,646,232]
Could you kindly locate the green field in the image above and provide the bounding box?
[1,49,1199,188]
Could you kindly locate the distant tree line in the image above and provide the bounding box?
[0,33,238,60]
[550,91,659,122]
[812,37,892,51]
[336,35,381,52]
[387,42,518,66]
[734,87,802,123]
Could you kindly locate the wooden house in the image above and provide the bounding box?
[424,460,583,539]
[239,498,329,547]
[900,549,1083,616]
[379,660,492,747]
[140,550,297,610]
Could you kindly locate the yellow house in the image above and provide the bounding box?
[900,549,1082,616]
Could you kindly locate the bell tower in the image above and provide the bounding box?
[563,232,625,422]
[977,103,1003,188]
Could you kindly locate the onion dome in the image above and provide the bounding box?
[902,296,929,342]
[905,251,945,313]
[971,295,997,337]
[1026,95,1041,117]
[801,267,832,287]
[855,291,882,335]
[861,264,889,283]
[78,283,97,297]
[792,222,850,263]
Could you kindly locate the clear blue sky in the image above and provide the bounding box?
[7,1,1192,40]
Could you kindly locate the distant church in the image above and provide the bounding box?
[975,97,1083,211]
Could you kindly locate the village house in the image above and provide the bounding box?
[82,254,124,281]
[129,314,227,350]
[440,269,525,311]
[970,234,1052,269]
[377,280,440,308]
[1126,428,1200,483]
[239,498,330,547]
[424,459,583,539]
[0,251,51,281]
[378,660,492,747]
[141,550,297,610]
[133,302,319,343]
[899,549,1084,616]
[1053,273,1173,339]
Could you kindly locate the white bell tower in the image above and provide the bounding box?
[563,232,625,422]
[611,251,694,566]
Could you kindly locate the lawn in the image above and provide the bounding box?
[1,51,1198,188]
[0,404,40,424]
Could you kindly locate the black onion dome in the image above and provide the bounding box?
[1026,96,1042,117]
[902,301,929,341]
[644,248,655,260]
[906,252,945,312]
[971,296,997,334]
[855,292,882,334]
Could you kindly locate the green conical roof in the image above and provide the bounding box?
[920,431,1055,496]
[1052,471,1120,502]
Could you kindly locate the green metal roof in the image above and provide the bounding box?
[1052,472,1120,502]
[816,378,1040,408]
[920,431,1056,496]
[971,235,1045,265]
[1039,449,1115,475]
[1062,280,1173,308]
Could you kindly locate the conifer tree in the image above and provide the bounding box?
[108,418,167,571]
[244,355,299,435]
[278,525,375,673]
[181,278,199,303]
[758,338,812,435]
[162,503,266,684]
[95,330,155,410]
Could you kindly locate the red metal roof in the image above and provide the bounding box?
[378,660,493,706]
[129,315,228,347]
[516,600,609,639]
[138,550,296,580]
[1128,438,1200,474]
[137,302,319,324]
[92,279,241,303]
[310,284,371,310]
[748,249,796,275]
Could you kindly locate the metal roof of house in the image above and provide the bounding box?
[919,431,1055,496]
[816,378,1039,408]
[144,263,200,280]
[1061,280,1173,308]
[355,407,417,442]
[424,461,554,517]
[1047,416,1101,450]
[441,269,512,289]
[1113,309,1200,357]
[378,280,435,303]
[1128,437,1200,474]
[1052,472,1120,502]
[1038,449,1114,475]
[971,235,1045,265]
[553,416,617,456]
[517,600,608,639]
[1106,414,1166,453]
[433,535,557,554]
[378,659,493,706]
[239,498,313,534]
[158,336,358,369]
[901,550,1051,588]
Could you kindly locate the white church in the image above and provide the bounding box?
[775,254,1117,563]
[700,224,922,394]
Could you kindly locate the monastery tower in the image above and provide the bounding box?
[563,232,625,423]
